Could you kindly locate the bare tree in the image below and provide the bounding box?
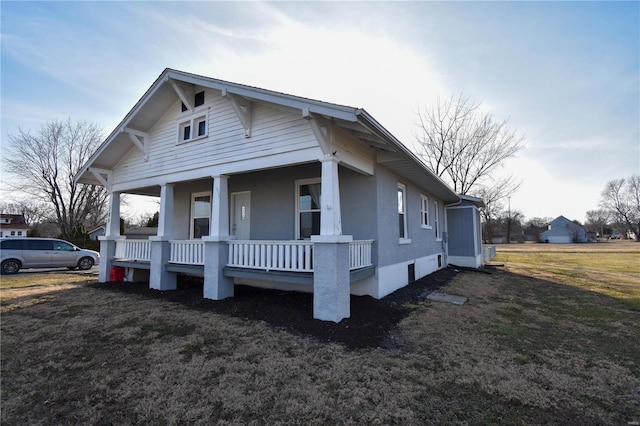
[0,201,48,226]
[599,175,640,241]
[523,217,553,242]
[4,119,108,241]
[415,94,525,195]
[585,209,611,239]
[475,176,521,242]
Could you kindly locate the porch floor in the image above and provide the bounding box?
[111,261,376,284]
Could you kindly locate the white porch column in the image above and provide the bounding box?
[98,191,121,282]
[156,183,175,238]
[203,175,233,300]
[209,175,230,239]
[106,191,121,237]
[319,155,342,236]
[312,155,352,322]
[149,183,176,291]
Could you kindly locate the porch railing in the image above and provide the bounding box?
[113,238,374,273]
[228,240,313,272]
[483,245,497,263]
[170,240,205,265]
[114,239,151,261]
[349,240,374,270]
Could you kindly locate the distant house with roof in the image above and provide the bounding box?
[540,216,588,243]
[0,214,29,238]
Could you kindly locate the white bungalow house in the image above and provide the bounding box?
[541,215,588,243]
[0,214,29,239]
[75,69,490,322]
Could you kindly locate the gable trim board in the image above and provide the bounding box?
[75,68,486,321]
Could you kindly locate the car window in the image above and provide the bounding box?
[53,241,74,251]
[24,239,53,250]
[1,239,24,250]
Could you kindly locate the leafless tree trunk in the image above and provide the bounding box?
[600,175,640,241]
[475,176,521,243]
[415,94,525,195]
[4,119,108,241]
[585,209,611,239]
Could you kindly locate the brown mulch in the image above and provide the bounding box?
[89,267,459,350]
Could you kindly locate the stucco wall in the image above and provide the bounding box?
[374,165,444,269]
[170,163,377,242]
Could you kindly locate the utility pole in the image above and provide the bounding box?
[507,197,512,244]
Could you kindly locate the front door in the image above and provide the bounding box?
[231,192,251,240]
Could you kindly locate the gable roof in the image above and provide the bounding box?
[76,68,459,202]
[0,214,30,230]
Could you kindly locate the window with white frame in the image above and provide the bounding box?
[420,194,431,228]
[178,112,208,144]
[191,192,211,239]
[181,90,205,112]
[398,183,409,242]
[434,200,441,240]
[296,178,321,239]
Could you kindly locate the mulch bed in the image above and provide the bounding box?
[89,267,458,350]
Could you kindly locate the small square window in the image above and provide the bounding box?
[180,91,205,112]
[195,91,205,107]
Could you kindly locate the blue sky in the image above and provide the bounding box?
[1,1,638,223]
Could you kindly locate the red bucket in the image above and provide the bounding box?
[109,266,125,282]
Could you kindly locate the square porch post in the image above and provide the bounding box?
[149,183,177,290]
[312,155,351,322]
[203,175,234,300]
[98,191,121,283]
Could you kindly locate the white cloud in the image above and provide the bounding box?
[1,1,637,222]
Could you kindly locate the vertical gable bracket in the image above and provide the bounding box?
[222,89,252,138]
[304,112,332,156]
[88,167,113,191]
[168,78,193,111]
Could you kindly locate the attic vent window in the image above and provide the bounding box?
[195,91,205,107]
[181,91,205,112]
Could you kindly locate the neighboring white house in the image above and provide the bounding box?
[0,214,29,239]
[541,216,588,243]
[75,68,490,322]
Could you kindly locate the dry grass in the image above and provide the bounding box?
[2,243,639,425]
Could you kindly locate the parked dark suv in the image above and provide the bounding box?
[0,238,100,275]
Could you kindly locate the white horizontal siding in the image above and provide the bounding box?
[113,90,318,186]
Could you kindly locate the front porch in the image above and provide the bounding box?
[98,155,376,321]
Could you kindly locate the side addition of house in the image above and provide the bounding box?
[75,68,488,322]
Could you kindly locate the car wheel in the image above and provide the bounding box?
[1,259,21,275]
[78,257,94,270]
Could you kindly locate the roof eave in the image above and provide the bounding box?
[354,109,460,203]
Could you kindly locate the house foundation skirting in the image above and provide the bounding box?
[364,252,443,299]
[448,254,483,269]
